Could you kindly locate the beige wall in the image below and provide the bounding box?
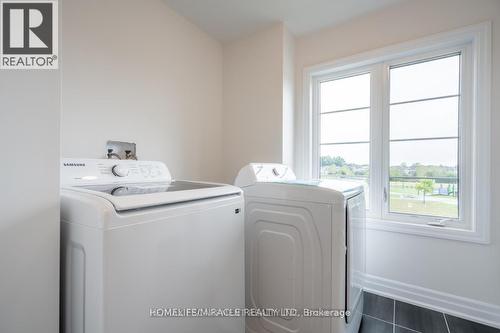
[0,43,60,333]
[61,0,224,181]
[222,24,286,183]
[282,27,295,167]
[295,0,500,309]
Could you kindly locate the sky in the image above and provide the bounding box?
[320,55,460,167]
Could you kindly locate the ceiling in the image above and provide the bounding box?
[163,0,407,43]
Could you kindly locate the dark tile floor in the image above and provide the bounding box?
[359,292,500,333]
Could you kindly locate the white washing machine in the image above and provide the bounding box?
[60,158,245,333]
[235,163,365,333]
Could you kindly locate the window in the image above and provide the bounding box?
[319,73,371,207]
[388,54,460,220]
[303,23,491,243]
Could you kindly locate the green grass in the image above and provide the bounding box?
[389,197,458,218]
[389,182,458,218]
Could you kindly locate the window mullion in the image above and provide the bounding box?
[380,63,391,220]
[368,64,384,218]
[311,77,321,179]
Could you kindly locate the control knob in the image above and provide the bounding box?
[111,165,129,177]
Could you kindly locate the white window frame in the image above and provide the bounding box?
[299,22,491,243]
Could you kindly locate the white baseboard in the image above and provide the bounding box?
[364,274,500,329]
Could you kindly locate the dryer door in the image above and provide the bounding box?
[245,197,332,333]
[345,193,366,323]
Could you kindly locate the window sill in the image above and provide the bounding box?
[366,217,490,244]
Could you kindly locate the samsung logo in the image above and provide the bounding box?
[63,163,85,167]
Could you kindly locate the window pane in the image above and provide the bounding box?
[390,138,458,167]
[389,139,458,218]
[321,109,370,143]
[390,97,459,140]
[320,143,370,207]
[320,73,370,112]
[321,143,370,169]
[390,55,460,104]
[389,178,458,218]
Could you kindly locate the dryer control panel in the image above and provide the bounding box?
[234,163,296,188]
[61,158,172,186]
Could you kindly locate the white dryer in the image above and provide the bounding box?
[60,159,245,333]
[235,163,365,333]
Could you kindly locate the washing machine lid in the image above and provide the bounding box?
[61,158,241,211]
[65,180,241,211]
[235,163,363,203]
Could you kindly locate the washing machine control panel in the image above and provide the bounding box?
[61,159,172,186]
[111,165,130,177]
